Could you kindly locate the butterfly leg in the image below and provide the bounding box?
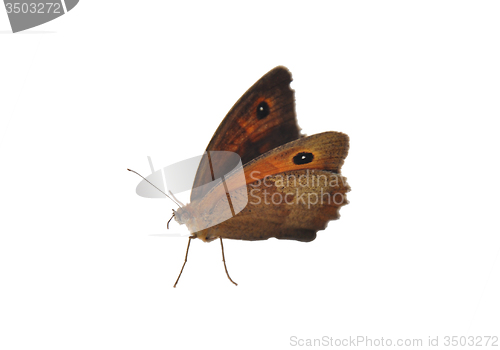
[219,237,238,286]
[167,210,175,229]
[173,237,193,288]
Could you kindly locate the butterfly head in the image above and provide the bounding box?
[172,206,218,242]
[172,208,185,226]
[172,206,196,234]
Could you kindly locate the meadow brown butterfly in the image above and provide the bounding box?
[130,66,350,287]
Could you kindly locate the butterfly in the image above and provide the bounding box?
[130,66,350,287]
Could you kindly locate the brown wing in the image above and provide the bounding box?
[181,132,350,242]
[196,169,350,242]
[190,66,300,202]
[198,132,349,209]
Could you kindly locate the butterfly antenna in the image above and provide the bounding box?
[168,190,185,207]
[127,169,181,208]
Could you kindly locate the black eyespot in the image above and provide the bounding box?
[293,152,314,165]
[256,101,270,119]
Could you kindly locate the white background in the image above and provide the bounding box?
[1,1,499,349]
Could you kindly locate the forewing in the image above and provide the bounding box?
[190,66,300,202]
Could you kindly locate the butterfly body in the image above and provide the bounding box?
[137,66,350,286]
